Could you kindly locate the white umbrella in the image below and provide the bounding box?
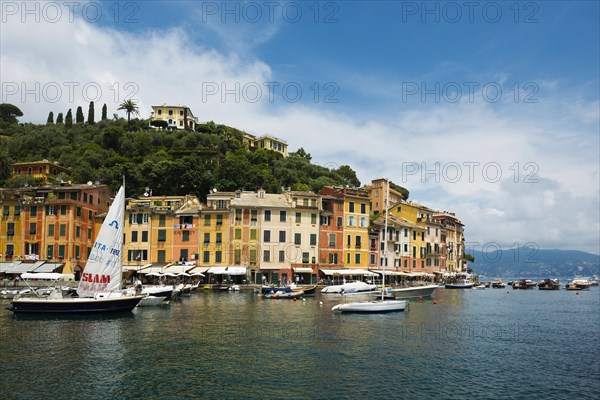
[178,272,191,277]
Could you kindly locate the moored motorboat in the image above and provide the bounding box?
[321,281,377,294]
[332,300,408,313]
[565,279,592,290]
[264,290,304,299]
[538,279,560,290]
[445,280,474,289]
[512,279,536,289]
[491,279,506,288]
[389,284,438,299]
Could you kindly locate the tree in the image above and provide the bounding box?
[0,103,23,124]
[117,99,140,131]
[291,147,311,161]
[76,106,84,123]
[335,165,361,187]
[65,109,73,128]
[0,147,12,181]
[88,101,95,124]
[101,103,107,120]
[47,112,54,124]
[56,113,64,124]
[464,253,475,263]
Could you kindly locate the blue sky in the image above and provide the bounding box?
[1,1,599,253]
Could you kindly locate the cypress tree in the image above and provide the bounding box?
[65,109,73,127]
[76,106,84,123]
[88,101,95,124]
[56,113,64,124]
[47,111,54,124]
[102,103,107,120]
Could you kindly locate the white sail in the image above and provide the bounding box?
[77,185,125,297]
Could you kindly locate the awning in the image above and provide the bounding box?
[293,267,313,273]
[163,264,194,274]
[188,267,208,275]
[33,262,64,273]
[207,266,228,274]
[7,261,45,274]
[259,266,288,270]
[0,262,15,273]
[123,263,153,272]
[370,269,404,276]
[141,267,167,275]
[21,272,74,280]
[319,268,376,276]
[226,266,246,275]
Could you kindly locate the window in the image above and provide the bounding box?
[142,231,148,242]
[234,229,241,240]
[30,206,37,217]
[329,253,338,264]
[204,215,211,226]
[75,226,80,238]
[413,231,417,240]
[48,224,55,236]
[359,217,368,228]
[131,231,138,242]
[346,216,356,227]
[346,253,351,264]
[328,234,336,247]
[234,249,241,264]
[76,207,81,217]
[337,217,343,227]
[360,203,366,214]
[158,250,166,263]
[158,230,166,242]
[89,210,93,219]
[311,214,317,224]
[216,215,223,225]
[47,205,56,216]
[263,250,270,262]
[435,228,439,237]
[405,228,408,237]
[294,233,301,245]
[310,234,317,246]
[355,236,361,247]
[215,251,222,263]
[182,231,190,241]
[421,232,425,241]
[264,210,271,221]
[249,249,257,263]
[349,202,354,212]
[70,192,78,200]
[250,229,257,240]
[295,212,301,223]
[355,253,361,264]
[251,210,258,225]
[6,222,14,236]
[204,233,210,243]
[14,206,20,216]
[404,244,408,252]
[216,233,222,244]
[302,252,310,263]
[337,202,343,211]
[370,254,376,264]
[60,205,67,215]
[88,228,92,240]
[263,230,271,243]
[47,245,54,259]
[347,235,351,246]
[203,251,210,263]
[280,210,286,222]
[58,245,65,259]
[29,223,37,234]
[75,246,80,259]
[427,227,430,235]
[159,215,166,227]
[180,249,188,262]
[279,231,286,243]
[320,215,330,226]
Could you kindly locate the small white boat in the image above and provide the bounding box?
[321,281,377,294]
[445,280,474,289]
[472,284,486,290]
[136,296,168,307]
[332,300,408,313]
[228,285,240,291]
[389,284,438,299]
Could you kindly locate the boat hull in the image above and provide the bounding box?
[445,283,474,289]
[9,296,144,314]
[390,285,438,299]
[332,300,408,313]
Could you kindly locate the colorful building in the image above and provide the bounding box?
[201,191,234,271]
[150,104,198,130]
[11,159,71,182]
[318,190,344,269]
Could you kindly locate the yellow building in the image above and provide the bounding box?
[12,159,71,182]
[339,187,370,269]
[150,104,198,130]
[243,133,288,157]
[200,192,234,270]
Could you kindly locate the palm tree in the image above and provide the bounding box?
[117,99,140,131]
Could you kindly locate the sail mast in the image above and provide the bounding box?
[382,179,390,300]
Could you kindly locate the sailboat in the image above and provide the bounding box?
[8,185,145,313]
[332,182,408,313]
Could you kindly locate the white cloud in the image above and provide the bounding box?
[1,8,599,254]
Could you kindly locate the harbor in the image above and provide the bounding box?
[1,286,598,399]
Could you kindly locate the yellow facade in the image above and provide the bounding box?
[150,104,198,130]
[341,190,370,268]
[200,193,234,267]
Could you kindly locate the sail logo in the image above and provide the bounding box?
[109,220,119,229]
[81,273,111,284]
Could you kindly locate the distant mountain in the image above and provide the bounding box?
[470,247,600,279]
